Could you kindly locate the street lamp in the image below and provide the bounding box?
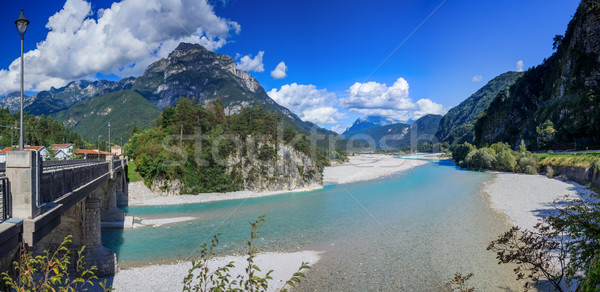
[97,135,102,160]
[108,121,111,155]
[15,9,29,151]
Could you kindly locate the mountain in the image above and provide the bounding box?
[0,91,33,113]
[130,43,331,137]
[341,116,395,138]
[345,114,442,149]
[51,90,161,142]
[0,78,134,115]
[475,0,600,149]
[435,71,523,145]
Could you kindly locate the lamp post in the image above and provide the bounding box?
[15,9,29,151]
[97,135,102,160]
[108,121,111,155]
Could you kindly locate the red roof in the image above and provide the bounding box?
[0,146,45,154]
[52,144,72,148]
[75,149,112,155]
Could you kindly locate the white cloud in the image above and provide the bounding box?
[236,51,264,72]
[271,61,287,79]
[339,77,447,122]
[472,75,483,82]
[517,60,524,72]
[267,83,345,124]
[0,0,240,94]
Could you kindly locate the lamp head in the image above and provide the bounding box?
[15,9,30,36]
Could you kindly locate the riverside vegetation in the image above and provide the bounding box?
[126,97,337,194]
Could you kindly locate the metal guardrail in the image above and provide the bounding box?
[42,159,106,171]
[40,162,109,204]
[0,177,9,223]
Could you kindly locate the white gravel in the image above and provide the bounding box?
[103,251,321,292]
[483,172,591,229]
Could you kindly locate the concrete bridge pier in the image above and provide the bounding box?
[100,156,125,222]
[83,196,117,276]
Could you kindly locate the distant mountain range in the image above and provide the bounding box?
[0,43,339,143]
[342,114,442,149]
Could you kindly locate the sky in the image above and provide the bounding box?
[0,0,581,133]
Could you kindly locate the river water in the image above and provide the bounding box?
[103,158,523,291]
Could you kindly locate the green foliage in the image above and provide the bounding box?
[536,119,556,150]
[536,152,600,169]
[126,98,328,194]
[496,149,517,172]
[182,216,310,292]
[465,148,496,170]
[452,142,476,165]
[0,108,89,149]
[489,189,600,291]
[546,165,555,178]
[127,161,143,182]
[452,142,539,174]
[52,90,161,143]
[1,235,110,292]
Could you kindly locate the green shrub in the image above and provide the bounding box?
[452,142,476,164]
[495,150,517,172]
[546,165,555,178]
[517,156,539,174]
[465,148,496,170]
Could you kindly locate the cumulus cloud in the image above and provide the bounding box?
[0,0,240,94]
[270,61,287,79]
[339,77,447,122]
[329,124,348,134]
[472,75,483,82]
[267,83,345,124]
[236,51,264,72]
[517,60,524,72]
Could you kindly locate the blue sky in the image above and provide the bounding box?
[0,0,580,132]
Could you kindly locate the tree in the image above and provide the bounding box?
[553,34,564,50]
[536,119,556,149]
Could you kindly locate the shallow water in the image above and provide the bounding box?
[103,158,522,290]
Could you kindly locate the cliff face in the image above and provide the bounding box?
[227,143,322,192]
[150,143,322,196]
[475,1,600,148]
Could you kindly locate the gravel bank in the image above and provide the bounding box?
[483,172,591,229]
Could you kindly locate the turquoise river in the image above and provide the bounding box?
[102,158,523,291]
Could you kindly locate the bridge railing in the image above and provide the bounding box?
[0,177,9,223]
[40,162,109,204]
[42,159,105,171]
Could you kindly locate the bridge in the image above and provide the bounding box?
[0,150,128,279]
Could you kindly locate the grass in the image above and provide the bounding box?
[127,160,143,182]
[535,153,600,169]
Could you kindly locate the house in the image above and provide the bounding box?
[75,149,112,160]
[111,145,123,156]
[52,143,74,154]
[0,146,49,163]
[52,149,69,160]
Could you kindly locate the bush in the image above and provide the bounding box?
[517,156,539,174]
[465,148,496,170]
[546,165,555,178]
[452,142,476,164]
[495,150,517,172]
[1,235,109,291]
